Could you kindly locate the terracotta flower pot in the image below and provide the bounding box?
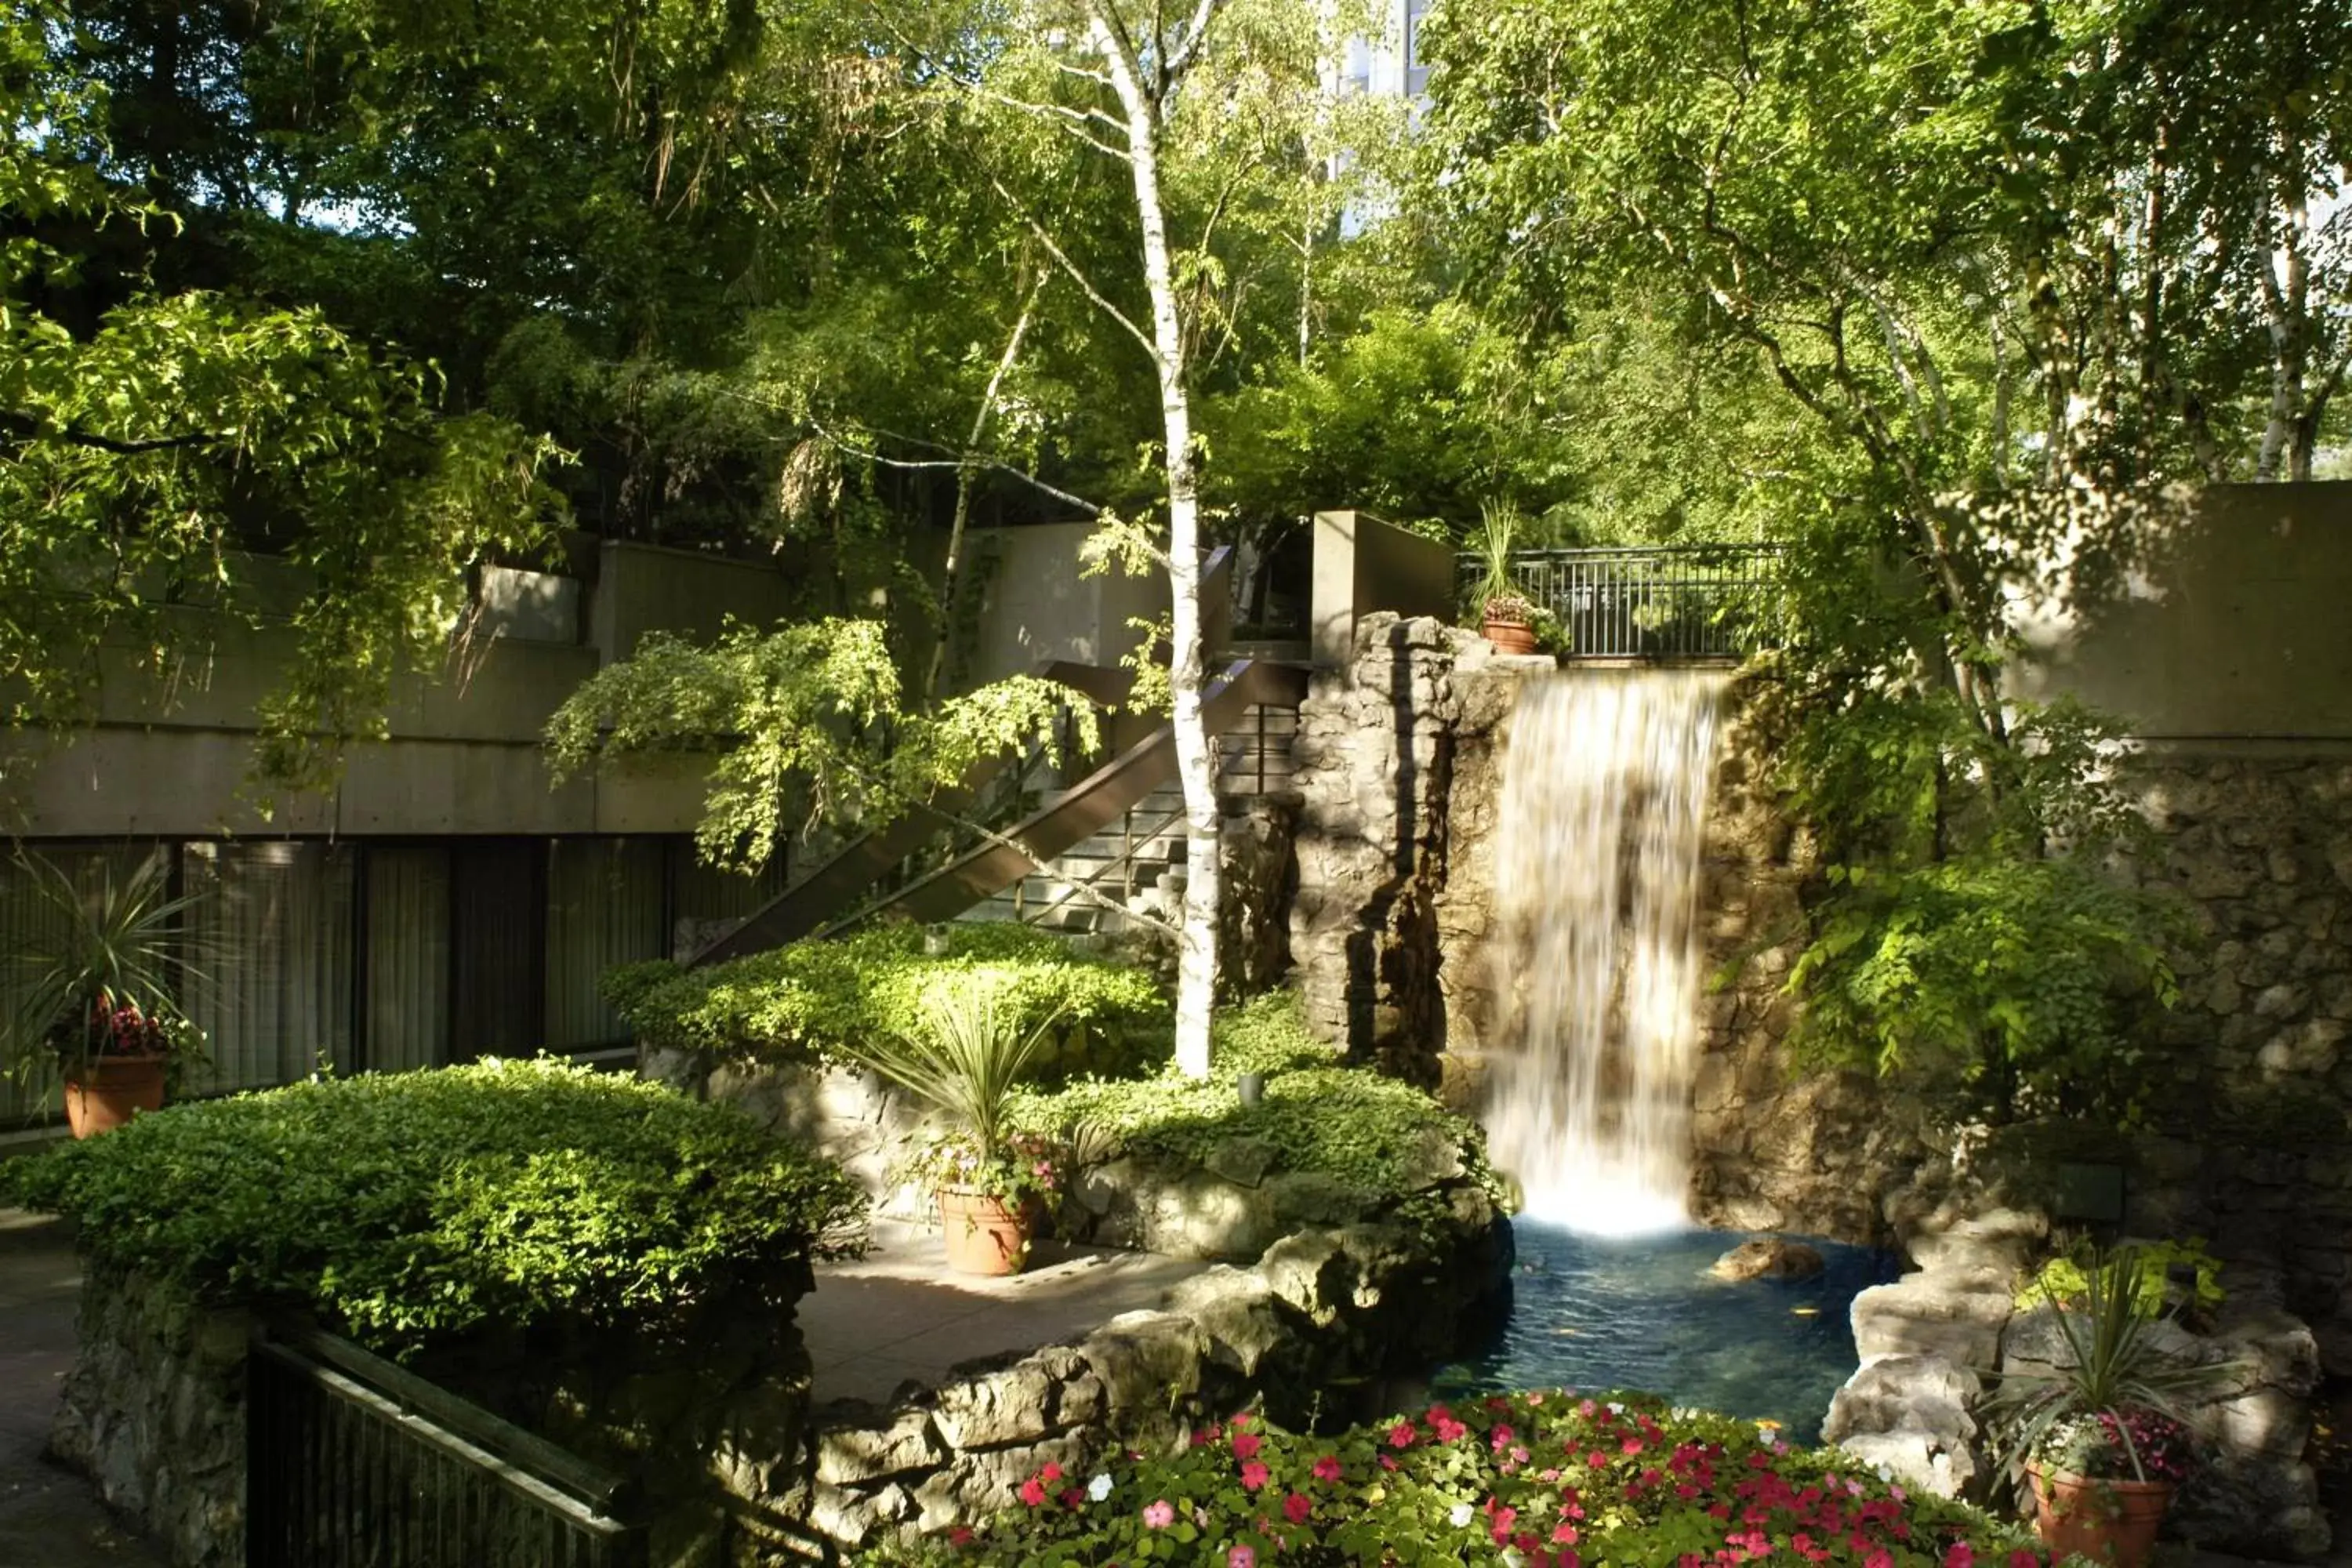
[937,1185,1032,1276]
[1482,616,1538,655]
[64,1055,168,1138]
[2030,1462,2174,1568]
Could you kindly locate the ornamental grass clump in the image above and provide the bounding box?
[1,1058,867,1355]
[1987,1243,2237,1490]
[873,1389,2045,1568]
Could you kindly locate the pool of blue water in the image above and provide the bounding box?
[1431,1222,1902,1443]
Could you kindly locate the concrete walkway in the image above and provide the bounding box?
[0,1209,169,1568]
[804,1218,1209,1406]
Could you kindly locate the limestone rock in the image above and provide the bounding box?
[1849,1277,2013,1370]
[1821,1350,1982,1500]
[1711,1237,1827,1282]
[931,1365,1057,1451]
[815,1410,942,1485]
[1834,1430,1976,1498]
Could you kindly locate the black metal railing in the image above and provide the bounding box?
[248,1327,645,1568]
[1480,545,1784,660]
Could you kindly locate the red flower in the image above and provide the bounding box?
[2009,1552,2040,1568]
[1018,1478,1047,1508]
[1312,1456,1343,1483]
[1389,1421,1418,1449]
[1490,1506,1520,1544]
[1232,1432,1263,1460]
[1942,1546,1975,1568]
[1283,1491,1313,1525]
[1240,1461,1271,1492]
[1492,1425,1518,1452]
[948,1526,975,1547]
[1059,1488,1083,1509]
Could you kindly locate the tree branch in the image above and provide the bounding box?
[985,173,1163,363]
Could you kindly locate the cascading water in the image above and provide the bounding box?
[1482,669,1727,1237]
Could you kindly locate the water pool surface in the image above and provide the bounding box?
[1431,1223,1901,1443]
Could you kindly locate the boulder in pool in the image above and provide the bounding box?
[1711,1237,1826,1282]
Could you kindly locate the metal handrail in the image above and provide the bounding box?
[1472,543,1784,660]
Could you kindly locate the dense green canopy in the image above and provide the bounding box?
[8,0,2346,1108]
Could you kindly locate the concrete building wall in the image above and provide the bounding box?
[2007,481,2352,740]
[960,522,1170,687]
[4,545,805,840]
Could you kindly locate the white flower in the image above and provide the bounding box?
[1450,1503,1476,1528]
[1087,1474,1112,1502]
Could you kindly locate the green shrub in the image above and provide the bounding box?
[873,1388,2043,1566]
[1009,993,1508,1215]
[2016,1237,2227,1322]
[2,1058,866,1354]
[604,924,1168,1076]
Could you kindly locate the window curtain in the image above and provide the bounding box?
[543,839,667,1051]
[669,840,785,960]
[363,848,451,1073]
[0,844,154,1121]
[182,842,354,1091]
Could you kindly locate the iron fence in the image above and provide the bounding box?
[1480,545,1784,660]
[247,1327,645,1568]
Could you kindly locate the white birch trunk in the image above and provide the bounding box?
[1091,13,1221,1080]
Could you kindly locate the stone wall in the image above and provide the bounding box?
[804,1205,1509,1555]
[1290,616,1498,1085]
[51,1265,817,1568]
[56,1196,1504,1566]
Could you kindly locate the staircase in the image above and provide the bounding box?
[961,782,1189,935]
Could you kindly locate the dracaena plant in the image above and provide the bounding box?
[2,853,214,1094]
[843,979,1066,1173]
[1987,1243,2238,1490]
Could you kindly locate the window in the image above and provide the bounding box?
[182,841,355,1091]
[543,838,667,1052]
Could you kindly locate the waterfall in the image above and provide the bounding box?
[1483,670,1726,1237]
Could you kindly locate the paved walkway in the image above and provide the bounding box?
[0,1209,169,1568]
[804,1218,1209,1406]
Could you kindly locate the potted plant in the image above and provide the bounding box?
[842,982,1065,1276]
[1987,1243,2233,1568]
[3,854,212,1138]
[1467,501,1541,654]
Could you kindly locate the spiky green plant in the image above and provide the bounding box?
[1986,1243,2238,1486]
[2,852,216,1094]
[1467,499,1525,617]
[840,979,1065,1159]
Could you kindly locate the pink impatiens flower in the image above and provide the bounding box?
[1240,1461,1272,1492]
[1142,1500,1175,1530]
[1232,1432,1263,1461]
[1229,1548,1256,1568]
[1283,1491,1313,1525]
[1389,1421,1418,1449]
[1942,1545,1976,1568]
[1312,1455,1343,1483]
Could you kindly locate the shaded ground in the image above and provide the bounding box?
[804,1218,1208,1405]
[0,1208,169,1568]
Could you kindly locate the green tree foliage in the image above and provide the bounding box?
[2,0,561,788]
[543,619,1100,872]
[1412,0,2334,1113]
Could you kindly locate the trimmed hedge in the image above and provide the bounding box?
[878,1388,2043,1567]
[2,1058,866,1353]
[604,923,1170,1073]
[1008,993,1509,1215]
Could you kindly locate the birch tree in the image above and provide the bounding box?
[881,0,1339,1077]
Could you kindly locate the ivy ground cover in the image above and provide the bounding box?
[879,1390,2042,1568]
